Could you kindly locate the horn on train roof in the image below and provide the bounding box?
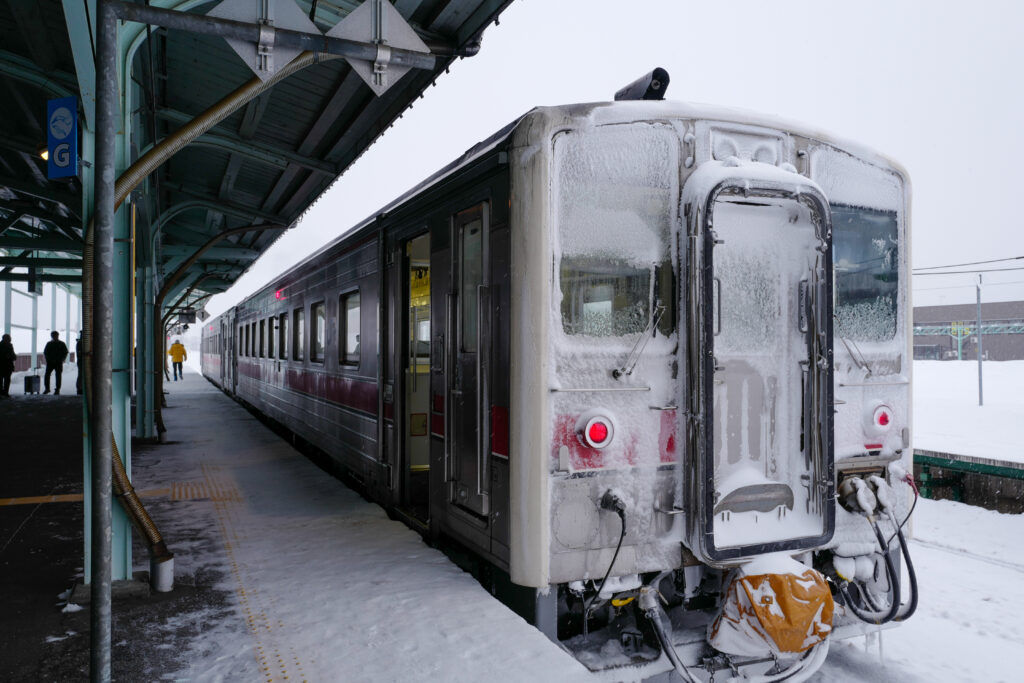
[614,68,670,101]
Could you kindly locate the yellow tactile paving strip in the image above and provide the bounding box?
[202,462,308,683]
[0,481,238,506]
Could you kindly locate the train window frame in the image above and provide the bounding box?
[339,289,361,367]
[238,328,243,357]
[279,312,288,360]
[259,320,265,358]
[455,203,488,354]
[267,316,275,358]
[244,324,250,357]
[310,301,326,364]
[293,308,304,361]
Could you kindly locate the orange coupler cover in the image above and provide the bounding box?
[708,554,834,657]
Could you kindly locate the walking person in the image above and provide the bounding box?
[43,331,69,395]
[0,333,15,397]
[168,339,187,381]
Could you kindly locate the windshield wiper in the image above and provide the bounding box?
[836,329,874,378]
[613,302,666,379]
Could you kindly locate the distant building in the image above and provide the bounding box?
[913,300,1024,360]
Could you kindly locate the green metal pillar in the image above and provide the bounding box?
[68,0,132,584]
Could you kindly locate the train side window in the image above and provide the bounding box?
[238,328,243,356]
[459,215,483,352]
[293,308,304,361]
[339,291,360,365]
[259,320,265,357]
[244,324,250,356]
[267,316,275,357]
[310,302,326,363]
[279,312,288,360]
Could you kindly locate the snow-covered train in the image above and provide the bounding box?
[202,72,916,681]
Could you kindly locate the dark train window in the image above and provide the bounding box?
[279,312,288,360]
[259,320,265,357]
[457,206,486,353]
[238,329,243,356]
[311,302,326,363]
[293,308,304,361]
[267,316,275,357]
[244,324,250,356]
[339,290,360,365]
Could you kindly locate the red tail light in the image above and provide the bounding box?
[579,415,614,449]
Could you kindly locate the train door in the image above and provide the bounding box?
[689,177,834,564]
[401,232,432,521]
[448,203,491,516]
[220,317,228,387]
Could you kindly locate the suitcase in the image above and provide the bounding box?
[24,374,40,394]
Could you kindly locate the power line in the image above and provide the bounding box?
[913,266,1024,276]
[914,280,1024,292]
[913,255,1023,272]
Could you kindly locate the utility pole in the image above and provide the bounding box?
[977,274,983,406]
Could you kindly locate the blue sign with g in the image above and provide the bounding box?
[47,96,78,179]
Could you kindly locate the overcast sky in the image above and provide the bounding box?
[204,0,1024,317]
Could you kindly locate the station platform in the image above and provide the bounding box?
[0,366,591,682]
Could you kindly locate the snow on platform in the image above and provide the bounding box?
[145,366,590,682]
[913,360,1024,463]
[97,359,1024,682]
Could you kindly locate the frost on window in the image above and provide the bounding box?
[554,123,678,338]
[832,206,898,341]
[561,258,650,336]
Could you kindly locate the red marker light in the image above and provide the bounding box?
[275,289,285,300]
[579,415,614,449]
[877,412,890,426]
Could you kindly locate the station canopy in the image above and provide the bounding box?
[0,0,511,303]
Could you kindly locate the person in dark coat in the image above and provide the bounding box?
[43,331,69,395]
[0,333,15,397]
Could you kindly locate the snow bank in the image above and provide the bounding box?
[912,360,1024,463]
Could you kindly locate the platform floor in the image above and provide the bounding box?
[0,366,591,682]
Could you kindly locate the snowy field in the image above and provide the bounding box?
[912,360,1024,463]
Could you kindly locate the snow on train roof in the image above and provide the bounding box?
[235,99,906,311]
[361,98,907,231]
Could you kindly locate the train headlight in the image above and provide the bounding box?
[577,414,615,449]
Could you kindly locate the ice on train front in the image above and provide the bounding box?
[509,72,915,680]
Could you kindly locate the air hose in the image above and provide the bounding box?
[838,478,919,625]
[583,491,628,637]
[639,585,698,683]
[838,519,900,624]
[83,50,341,586]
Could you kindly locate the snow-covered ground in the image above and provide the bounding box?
[912,360,1024,463]
[22,358,1022,681]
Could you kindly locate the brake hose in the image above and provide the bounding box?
[583,491,627,637]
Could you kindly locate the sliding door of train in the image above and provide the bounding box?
[448,203,491,517]
[400,232,432,520]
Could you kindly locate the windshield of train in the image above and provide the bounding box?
[554,123,678,340]
[832,205,899,341]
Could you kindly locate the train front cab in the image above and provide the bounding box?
[508,107,911,678]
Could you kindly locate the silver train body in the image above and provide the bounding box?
[203,100,913,679]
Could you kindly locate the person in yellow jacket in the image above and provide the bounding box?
[168,339,187,381]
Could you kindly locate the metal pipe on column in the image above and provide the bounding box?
[3,281,10,334]
[91,2,116,680]
[30,285,38,371]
